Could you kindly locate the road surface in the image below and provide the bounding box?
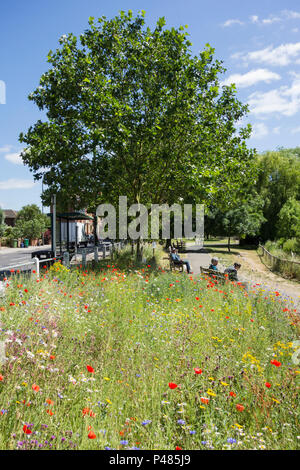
[0,245,51,270]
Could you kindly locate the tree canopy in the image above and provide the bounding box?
[255,149,300,241]
[14,205,49,241]
[20,10,255,220]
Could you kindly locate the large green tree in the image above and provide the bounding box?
[276,197,300,241]
[20,11,255,247]
[14,205,49,242]
[256,149,300,241]
[204,193,265,251]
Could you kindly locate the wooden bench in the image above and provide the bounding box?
[174,240,186,252]
[163,254,185,272]
[200,267,228,282]
[200,267,248,290]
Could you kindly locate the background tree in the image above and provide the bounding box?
[255,149,300,241]
[15,205,49,243]
[20,11,256,255]
[276,197,300,241]
[220,195,265,251]
[0,208,6,246]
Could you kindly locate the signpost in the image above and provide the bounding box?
[51,194,56,258]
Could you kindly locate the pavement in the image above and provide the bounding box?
[182,243,225,274]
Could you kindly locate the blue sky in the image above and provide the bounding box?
[1,0,300,210]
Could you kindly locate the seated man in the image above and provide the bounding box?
[170,248,192,274]
[209,257,219,271]
[224,262,241,281]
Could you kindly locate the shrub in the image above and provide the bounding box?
[282,238,300,255]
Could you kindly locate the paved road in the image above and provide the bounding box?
[183,244,225,274]
[0,245,51,270]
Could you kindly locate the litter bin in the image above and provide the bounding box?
[24,239,29,248]
[13,239,18,248]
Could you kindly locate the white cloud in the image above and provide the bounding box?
[4,152,23,165]
[283,10,300,20]
[222,19,244,27]
[0,179,36,190]
[261,16,281,25]
[233,42,300,66]
[248,76,300,116]
[273,127,280,134]
[250,10,300,25]
[221,68,281,88]
[251,122,269,139]
[0,145,12,153]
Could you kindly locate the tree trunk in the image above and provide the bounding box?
[165,238,172,249]
[93,215,99,245]
[228,236,231,252]
[136,238,142,260]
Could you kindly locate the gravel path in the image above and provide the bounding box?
[183,243,300,310]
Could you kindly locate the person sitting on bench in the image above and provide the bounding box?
[170,248,192,274]
[224,262,241,281]
[209,257,219,271]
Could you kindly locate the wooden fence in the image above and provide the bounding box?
[258,244,300,280]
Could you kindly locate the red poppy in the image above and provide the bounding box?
[32,383,40,392]
[194,368,202,374]
[0,374,3,381]
[88,430,96,439]
[229,391,236,397]
[50,355,55,360]
[82,408,95,418]
[86,365,95,373]
[265,382,271,388]
[236,404,244,412]
[168,382,178,389]
[175,446,182,450]
[270,360,281,367]
[23,425,32,434]
[200,397,209,404]
[46,409,54,416]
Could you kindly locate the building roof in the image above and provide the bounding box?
[3,210,18,219]
[47,211,94,221]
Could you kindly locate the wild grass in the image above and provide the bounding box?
[0,253,299,450]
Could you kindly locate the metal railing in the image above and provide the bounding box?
[0,255,63,280]
[0,241,126,280]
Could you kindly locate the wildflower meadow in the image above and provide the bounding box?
[0,248,299,450]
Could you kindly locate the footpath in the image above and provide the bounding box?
[183,243,299,310]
